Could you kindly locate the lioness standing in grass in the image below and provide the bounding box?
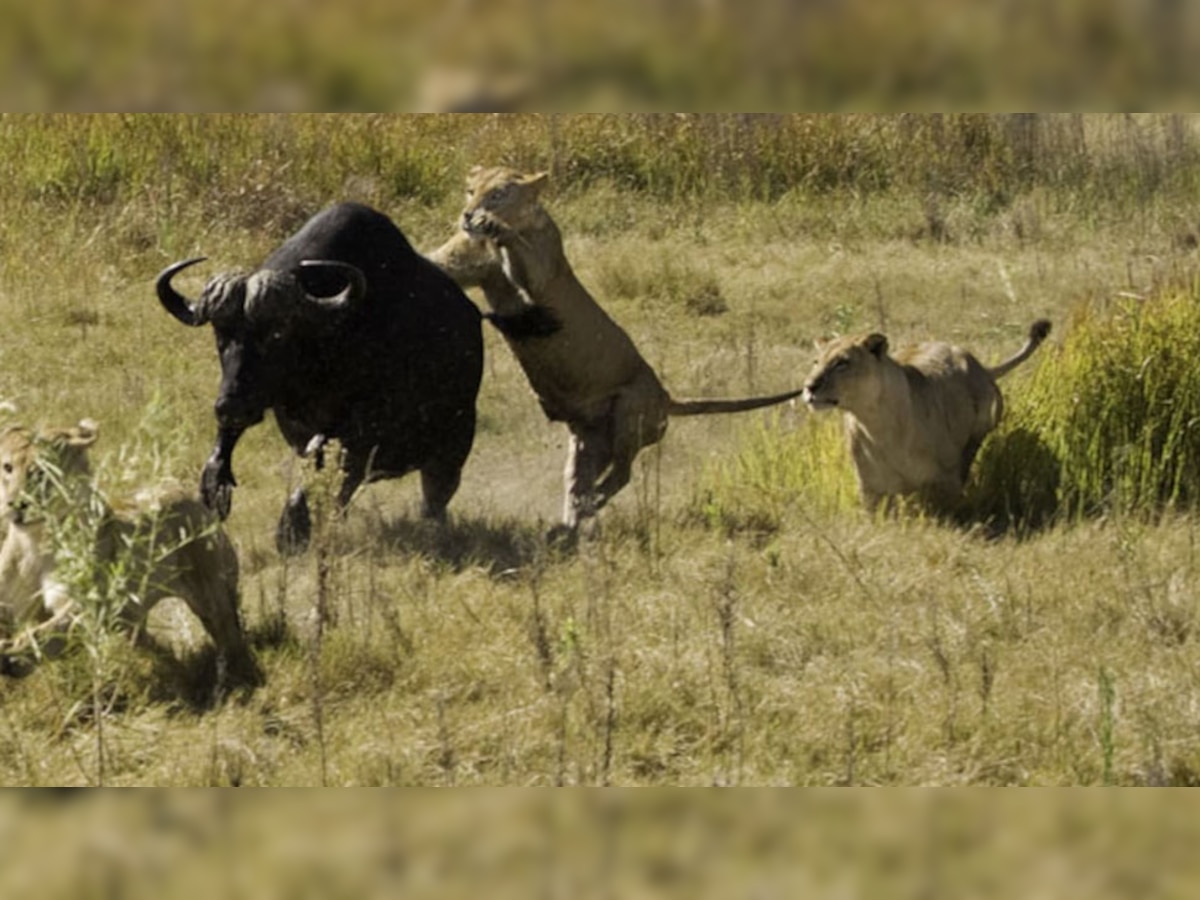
[428,166,804,532]
[802,320,1051,514]
[0,420,259,686]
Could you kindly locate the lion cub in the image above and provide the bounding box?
[0,420,258,685]
[803,320,1051,513]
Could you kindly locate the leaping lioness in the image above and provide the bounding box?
[802,319,1051,514]
[428,166,803,531]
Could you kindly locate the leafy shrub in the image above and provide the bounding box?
[973,281,1200,523]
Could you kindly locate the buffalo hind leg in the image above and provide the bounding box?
[419,459,464,522]
[276,488,313,556]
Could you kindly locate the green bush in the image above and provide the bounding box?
[974,280,1200,523]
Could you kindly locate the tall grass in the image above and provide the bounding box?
[689,411,856,538]
[973,277,1200,524]
[1,114,1198,218]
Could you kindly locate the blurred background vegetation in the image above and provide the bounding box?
[5,112,1199,218]
[1,1,1198,110]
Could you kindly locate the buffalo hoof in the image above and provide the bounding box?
[276,489,312,556]
[200,460,235,520]
[219,646,265,693]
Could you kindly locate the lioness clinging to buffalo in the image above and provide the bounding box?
[428,166,804,533]
[803,319,1051,514]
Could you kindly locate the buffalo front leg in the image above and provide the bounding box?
[274,435,326,555]
[200,427,243,520]
[276,447,369,556]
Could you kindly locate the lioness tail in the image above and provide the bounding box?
[667,388,803,417]
[988,319,1051,380]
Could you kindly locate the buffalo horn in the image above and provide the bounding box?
[297,260,367,311]
[155,257,209,327]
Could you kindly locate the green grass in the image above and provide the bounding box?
[5,114,1200,785]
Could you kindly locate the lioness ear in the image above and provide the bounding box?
[863,333,888,358]
[51,420,98,448]
[468,165,484,178]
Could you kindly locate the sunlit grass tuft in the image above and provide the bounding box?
[688,411,857,538]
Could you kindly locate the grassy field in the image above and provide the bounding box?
[3,114,1200,785]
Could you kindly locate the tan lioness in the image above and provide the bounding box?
[428,166,803,530]
[802,320,1051,513]
[0,420,259,686]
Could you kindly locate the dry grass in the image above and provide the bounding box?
[3,114,1200,785]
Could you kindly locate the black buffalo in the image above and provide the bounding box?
[155,202,484,553]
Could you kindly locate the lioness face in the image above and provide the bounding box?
[802,333,890,413]
[0,421,97,526]
[460,166,549,239]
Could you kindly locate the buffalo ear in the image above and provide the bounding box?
[863,333,888,358]
[523,171,550,193]
[43,420,99,452]
[70,419,99,447]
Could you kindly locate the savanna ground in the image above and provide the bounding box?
[3,114,1200,786]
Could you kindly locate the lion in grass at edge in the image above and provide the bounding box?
[0,420,260,687]
[802,319,1052,514]
[428,165,804,533]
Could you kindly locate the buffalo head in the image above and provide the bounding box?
[156,257,368,432]
[156,257,366,328]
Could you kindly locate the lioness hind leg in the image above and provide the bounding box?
[182,585,260,688]
[562,425,612,528]
[593,393,666,513]
[171,542,261,688]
